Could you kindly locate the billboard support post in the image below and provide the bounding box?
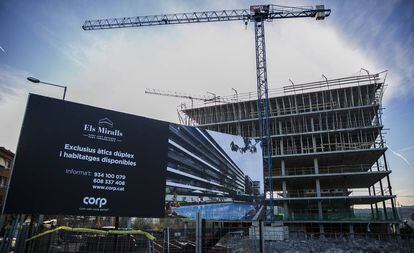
[167,227,170,253]
[259,219,264,253]
[195,211,202,253]
[114,216,119,229]
[127,217,132,229]
[26,214,36,252]
[112,217,120,252]
[0,215,4,237]
[0,214,24,252]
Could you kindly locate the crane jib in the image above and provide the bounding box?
[82,7,330,30]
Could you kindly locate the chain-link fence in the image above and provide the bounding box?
[0,215,413,252]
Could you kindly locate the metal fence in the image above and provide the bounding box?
[0,215,413,253]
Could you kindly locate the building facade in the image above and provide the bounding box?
[181,72,399,235]
[0,147,14,211]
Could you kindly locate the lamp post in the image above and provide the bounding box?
[322,74,329,90]
[27,77,67,100]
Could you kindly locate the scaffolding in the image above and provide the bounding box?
[180,71,400,236]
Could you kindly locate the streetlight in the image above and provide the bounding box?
[361,68,370,75]
[322,74,329,90]
[231,88,238,102]
[289,79,295,94]
[27,77,67,100]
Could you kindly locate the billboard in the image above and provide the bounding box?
[4,94,263,219]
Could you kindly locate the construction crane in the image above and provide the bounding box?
[83,4,331,221]
[144,88,226,107]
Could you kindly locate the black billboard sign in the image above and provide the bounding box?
[4,94,170,217]
[4,94,264,219]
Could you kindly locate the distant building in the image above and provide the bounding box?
[0,147,14,210]
[245,175,253,195]
[252,181,260,196]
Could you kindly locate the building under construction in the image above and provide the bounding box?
[179,71,400,236]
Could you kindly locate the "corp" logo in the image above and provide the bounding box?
[83,196,107,208]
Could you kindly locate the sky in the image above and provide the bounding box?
[0,0,413,205]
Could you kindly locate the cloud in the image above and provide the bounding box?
[0,65,30,100]
[387,145,413,169]
[72,2,398,103]
[0,89,27,151]
[327,0,414,103]
[65,7,383,119]
[398,146,414,153]
[0,64,70,151]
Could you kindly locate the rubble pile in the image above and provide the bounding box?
[225,237,413,253]
[265,238,408,253]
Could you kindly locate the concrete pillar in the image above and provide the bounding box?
[283,202,289,219]
[282,181,287,196]
[387,223,392,240]
[281,159,288,219]
[349,224,354,239]
[372,185,380,217]
[316,180,321,197]
[280,139,284,156]
[278,121,283,135]
[311,118,317,155]
[319,224,325,238]
[279,116,288,219]
[314,158,323,220]
[314,158,319,174]
[395,223,401,241]
[127,217,132,229]
[318,201,323,220]
[310,117,315,132]
[312,137,317,153]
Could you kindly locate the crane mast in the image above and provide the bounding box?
[83,4,331,221]
[251,7,273,217]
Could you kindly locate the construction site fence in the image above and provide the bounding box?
[0,215,412,253]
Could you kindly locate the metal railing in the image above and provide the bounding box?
[184,72,386,109]
[271,164,384,177]
[282,212,396,222]
[271,140,385,157]
[274,188,390,198]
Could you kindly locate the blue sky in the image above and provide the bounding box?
[207,130,264,193]
[0,0,413,204]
